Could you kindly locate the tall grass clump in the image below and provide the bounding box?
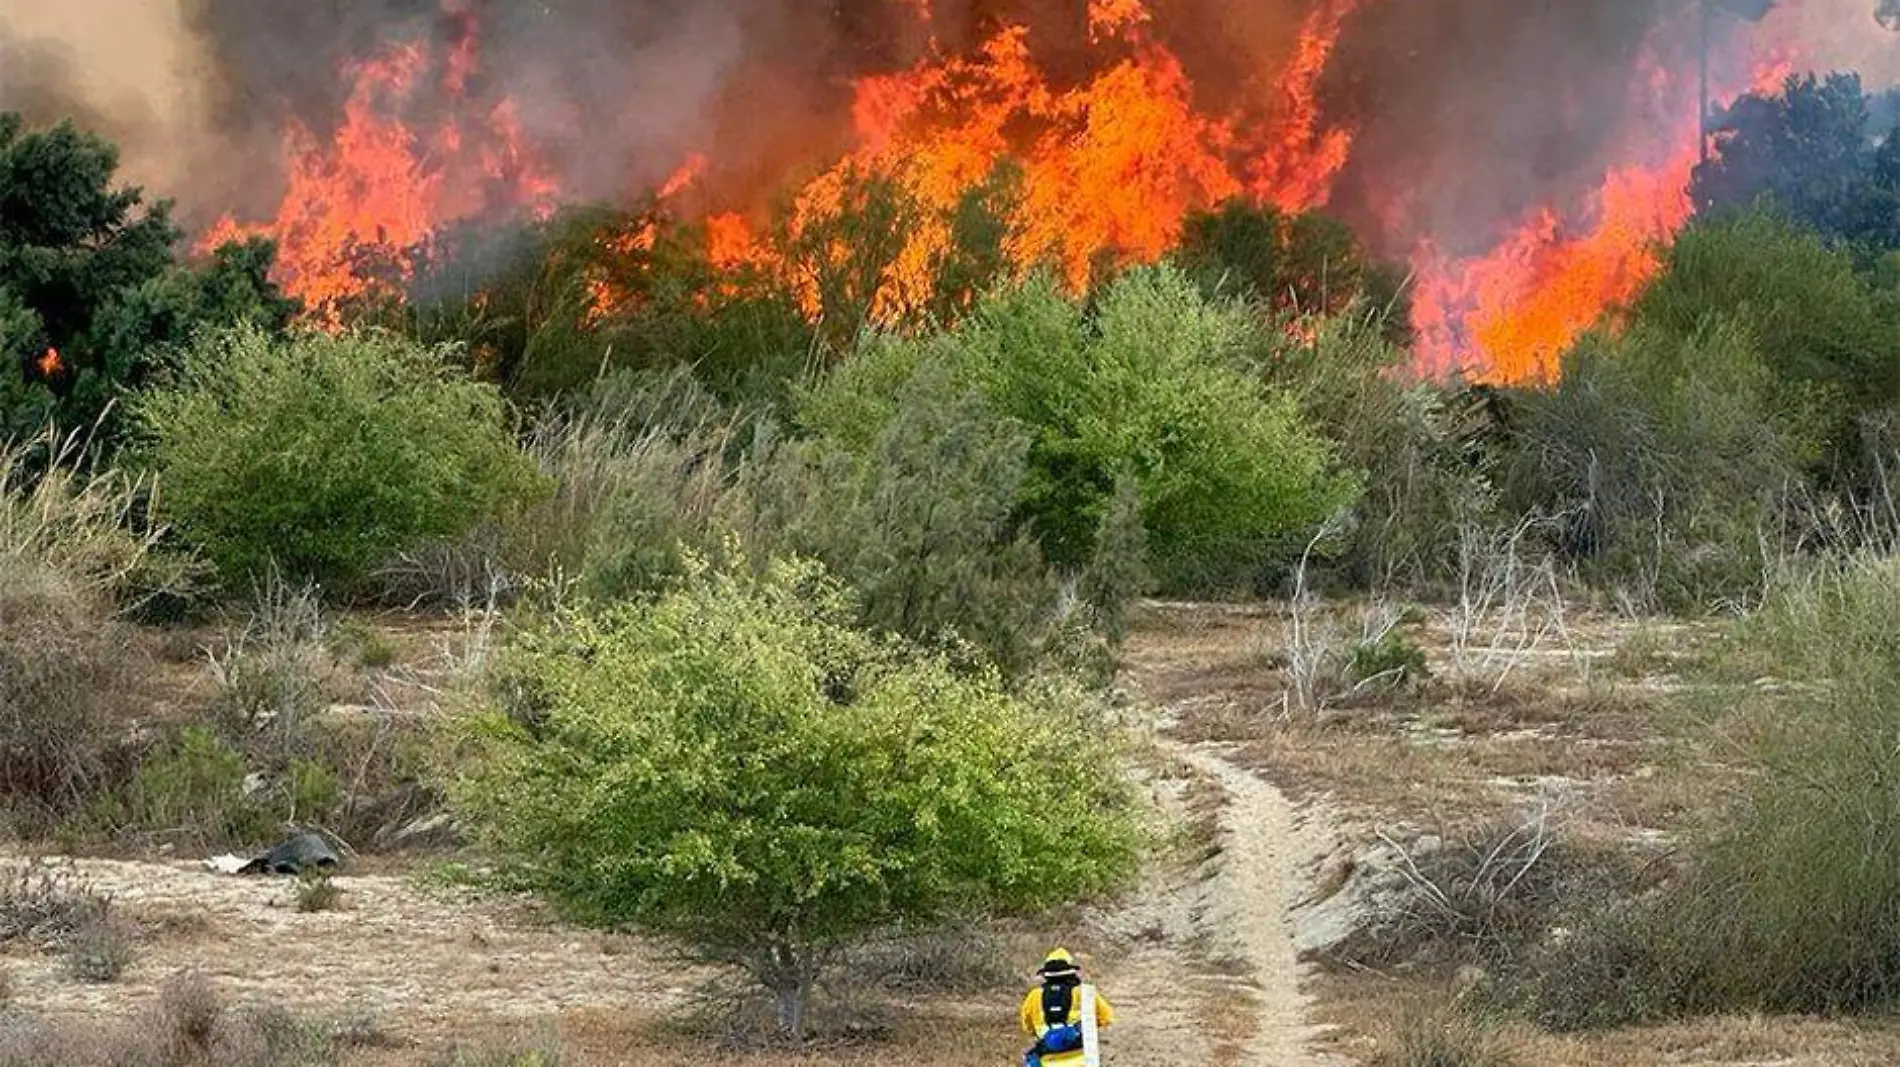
[1519,557,1900,1026]
[0,426,184,608]
[134,325,547,591]
[0,429,175,827]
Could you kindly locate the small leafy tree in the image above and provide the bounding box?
[444,556,1141,1039]
[1693,73,1900,252]
[134,325,546,590]
[800,266,1359,593]
[0,113,294,442]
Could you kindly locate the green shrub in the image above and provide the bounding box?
[134,325,546,590]
[1346,628,1428,689]
[551,365,1081,680]
[444,555,1141,1039]
[1631,207,1900,481]
[129,727,269,847]
[1502,318,1804,610]
[758,366,1068,679]
[1178,199,1411,336]
[801,266,1357,593]
[330,618,396,669]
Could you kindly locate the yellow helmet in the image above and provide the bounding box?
[1038,947,1080,977]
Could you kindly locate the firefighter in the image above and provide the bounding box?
[1019,947,1114,1067]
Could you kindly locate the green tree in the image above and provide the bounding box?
[0,113,294,442]
[1630,207,1900,482]
[1692,73,1899,251]
[134,326,545,590]
[444,556,1140,1039]
[801,266,1360,593]
[1177,199,1411,340]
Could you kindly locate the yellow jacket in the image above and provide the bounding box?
[1020,983,1115,1035]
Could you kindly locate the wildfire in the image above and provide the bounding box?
[194,0,1864,382]
[664,0,1360,327]
[199,8,557,323]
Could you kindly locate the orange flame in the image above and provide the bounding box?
[200,18,557,324]
[1409,20,1799,381]
[34,347,62,380]
[208,0,1833,384]
[665,1,1361,328]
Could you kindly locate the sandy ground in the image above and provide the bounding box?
[2,857,701,1041]
[1176,745,1341,1067]
[2,604,1352,1065]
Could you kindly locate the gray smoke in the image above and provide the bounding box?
[0,0,1894,261]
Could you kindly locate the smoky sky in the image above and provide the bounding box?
[2,0,1896,254]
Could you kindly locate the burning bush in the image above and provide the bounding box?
[134,325,548,592]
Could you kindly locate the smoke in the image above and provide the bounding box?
[1,0,1895,259]
[0,0,214,199]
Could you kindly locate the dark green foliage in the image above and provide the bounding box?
[1628,208,1900,486]
[1502,319,1802,610]
[0,113,294,442]
[1346,627,1427,688]
[444,556,1139,1038]
[134,326,546,590]
[1694,73,1900,251]
[761,367,1064,679]
[1178,199,1411,340]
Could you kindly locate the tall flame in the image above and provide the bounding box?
[196,0,1876,382]
[1408,18,1804,381]
[662,0,1360,327]
[200,20,557,323]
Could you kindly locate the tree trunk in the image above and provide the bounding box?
[771,975,811,1042]
[761,941,818,1042]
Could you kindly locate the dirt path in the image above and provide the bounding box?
[1172,742,1340,1067]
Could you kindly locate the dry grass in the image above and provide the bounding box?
[1123,598,1900,1063]
[1127,602,1702,833]
[1314,971,1900,1067]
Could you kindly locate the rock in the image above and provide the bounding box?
[237,832,340,876]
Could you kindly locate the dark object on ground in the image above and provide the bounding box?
[238,833,339,876]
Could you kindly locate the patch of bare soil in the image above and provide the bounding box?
[0,856,698,1042]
